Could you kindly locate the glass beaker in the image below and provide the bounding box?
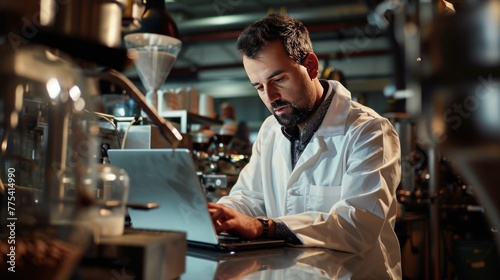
[89,164,130,238]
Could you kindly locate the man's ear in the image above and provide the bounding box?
[303,53,320,79]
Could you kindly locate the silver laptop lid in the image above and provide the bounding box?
[107,148,218,245]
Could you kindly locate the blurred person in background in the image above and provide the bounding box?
[219,102,252,155]
[326,68,347,88]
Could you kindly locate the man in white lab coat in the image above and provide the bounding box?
[208,13,402,277]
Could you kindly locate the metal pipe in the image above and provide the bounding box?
[85,68,183,147]
[427,145,441,280]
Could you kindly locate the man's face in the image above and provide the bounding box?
[243,41,319,128]
[220,106,233,120]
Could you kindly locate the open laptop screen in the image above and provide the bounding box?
[108,148,220,245]
[108,148,285,251]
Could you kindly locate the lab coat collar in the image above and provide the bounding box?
[315,80,352,137]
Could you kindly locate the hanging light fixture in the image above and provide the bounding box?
[137,0,180,38]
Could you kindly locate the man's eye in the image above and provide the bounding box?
[255,85,264,91]
[274,78,283,83]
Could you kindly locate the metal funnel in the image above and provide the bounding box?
[123,33,182,113]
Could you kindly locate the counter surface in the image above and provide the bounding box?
[183,245,397,279]
[78,229,399,279]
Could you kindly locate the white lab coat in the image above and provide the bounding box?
[218,81,402,277]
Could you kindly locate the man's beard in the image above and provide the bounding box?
[271,100,310,128]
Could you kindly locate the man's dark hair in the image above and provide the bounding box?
[236,13,313,64]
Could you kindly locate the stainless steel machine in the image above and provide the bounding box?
[376,0,500,278]
[420,2,500,277]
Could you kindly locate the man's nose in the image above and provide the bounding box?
[263,85,280,103]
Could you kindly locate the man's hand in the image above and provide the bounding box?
[208,202,270,239]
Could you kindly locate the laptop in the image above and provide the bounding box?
[107,148,285,251]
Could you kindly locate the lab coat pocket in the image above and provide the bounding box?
[306,185,342,212]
